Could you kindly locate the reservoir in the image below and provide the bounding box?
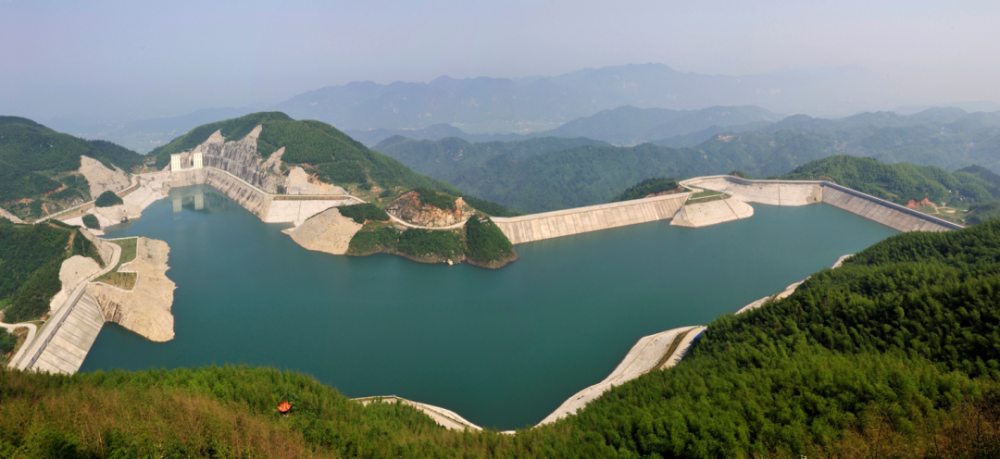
[81,184,898,429]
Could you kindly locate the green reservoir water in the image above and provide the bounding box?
[82,184,898,429]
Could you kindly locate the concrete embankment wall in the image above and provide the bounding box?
[820,184,960,233]
[166,168,356,225]
[671,197,754,228]
[27,293,105,374]
[683,175,961,233]
[493,193,689,245]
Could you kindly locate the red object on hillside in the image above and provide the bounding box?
[278,400,292,414]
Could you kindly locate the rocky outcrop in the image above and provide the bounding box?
[284,208,363,255]
[87,238,175,342]
[79,155,130,199]
[387,191,472,227]
[196,127,287,193]
[203,169,272,218]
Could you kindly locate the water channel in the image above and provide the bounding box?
[81,184,898,429]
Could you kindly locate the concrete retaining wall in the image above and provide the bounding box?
[167,167,357,226]
[493,193,689,245]
[682,175,962,233]
[821,184,958,232]
[671,197,754,227]
[29,293,105,374]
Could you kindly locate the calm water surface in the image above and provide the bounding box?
[82,184,898,429]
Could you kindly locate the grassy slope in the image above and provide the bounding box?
[6,222,1000,457]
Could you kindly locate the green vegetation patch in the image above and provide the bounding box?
[94,238,138,290]
[464,216,515,267]
[337,203,389,224]
[81,214,100,229]
[346,223,401,256]
[94,191,123,207]
[0,221,102,322]
[346,222,465,262]
[0,328,16,356]
[397,228,464,260]
[968,201,1000,225]
[611,177,680,202]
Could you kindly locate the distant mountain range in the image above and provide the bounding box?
[274,64,911,132]
[42,63,1000,153]
[374,107,1000,213]
[346,105,781,147]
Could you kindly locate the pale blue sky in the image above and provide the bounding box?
[2,0,998,120]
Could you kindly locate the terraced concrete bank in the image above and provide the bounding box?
[492,192,691,244]
[682,175,961,233]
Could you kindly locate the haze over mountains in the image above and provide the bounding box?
[40,63,1000,153]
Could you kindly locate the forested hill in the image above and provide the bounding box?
[376,131,834,213]
[7,220,1000,456]
[150,112,518,216]
[0,220,103,323]
[374,107,1000,214]
[0,116,144,219]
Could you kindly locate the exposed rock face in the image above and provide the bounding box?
[195,127,287,193]
[387,191,472,227]
[203,169,271,218]
[285,166,347,195]
[79,155,130,199]
[284,208,363,255]
[49,254,103,312]
[87,238,175,342]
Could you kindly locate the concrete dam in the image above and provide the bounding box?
[683,175,961,233]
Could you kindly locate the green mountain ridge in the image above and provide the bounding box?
[0,116,144,219]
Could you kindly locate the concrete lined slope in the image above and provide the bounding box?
[681,175,961,232]
[537,326,706,426]
[671,197,754,228]
[493,193,689,245]
[30,293,106,374]
[821,185,956,232]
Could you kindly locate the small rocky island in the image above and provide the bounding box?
[286,188,517,268]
